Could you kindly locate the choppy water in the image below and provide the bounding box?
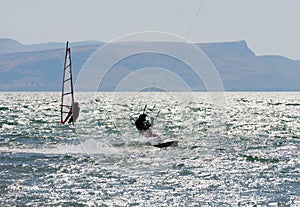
[0,92,299,206]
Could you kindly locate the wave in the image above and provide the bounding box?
[0,106,9,111]
[242,154,280,163]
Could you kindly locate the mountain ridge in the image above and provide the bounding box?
[0,38,104,55]
[0,38,299,91]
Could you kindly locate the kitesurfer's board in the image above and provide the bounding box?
[60,41,74,124]
[153,141,178,148]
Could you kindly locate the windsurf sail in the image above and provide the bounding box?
[60,41,75,124]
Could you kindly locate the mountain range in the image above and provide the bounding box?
[0,38,299,91]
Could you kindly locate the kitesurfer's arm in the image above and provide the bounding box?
[150,117,154,127]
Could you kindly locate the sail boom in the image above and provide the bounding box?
[60,104,72,108]
[63,92,72,96]
[63,78,71,82]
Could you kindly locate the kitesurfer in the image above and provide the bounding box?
[135,112,155,137]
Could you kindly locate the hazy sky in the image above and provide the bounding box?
[1,0,299,59]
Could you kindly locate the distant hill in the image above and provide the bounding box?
[27,40,103,52]
[200,41,300,91]
[0,38,31,54]
[0,38,103,54]
[0,39,299,91]
[0,45,98,91]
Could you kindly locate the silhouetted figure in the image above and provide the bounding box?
[65,102,80,124]
[135,114,151,130]
[135,113,155,137]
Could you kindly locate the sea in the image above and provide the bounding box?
[0,92,299,206]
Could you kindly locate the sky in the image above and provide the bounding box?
[1,0,300,59]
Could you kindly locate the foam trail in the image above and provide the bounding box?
[0,137,159,155]
[0,139,120,155]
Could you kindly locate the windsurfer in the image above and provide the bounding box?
[68,102,80,123]
[62,102,80,124]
